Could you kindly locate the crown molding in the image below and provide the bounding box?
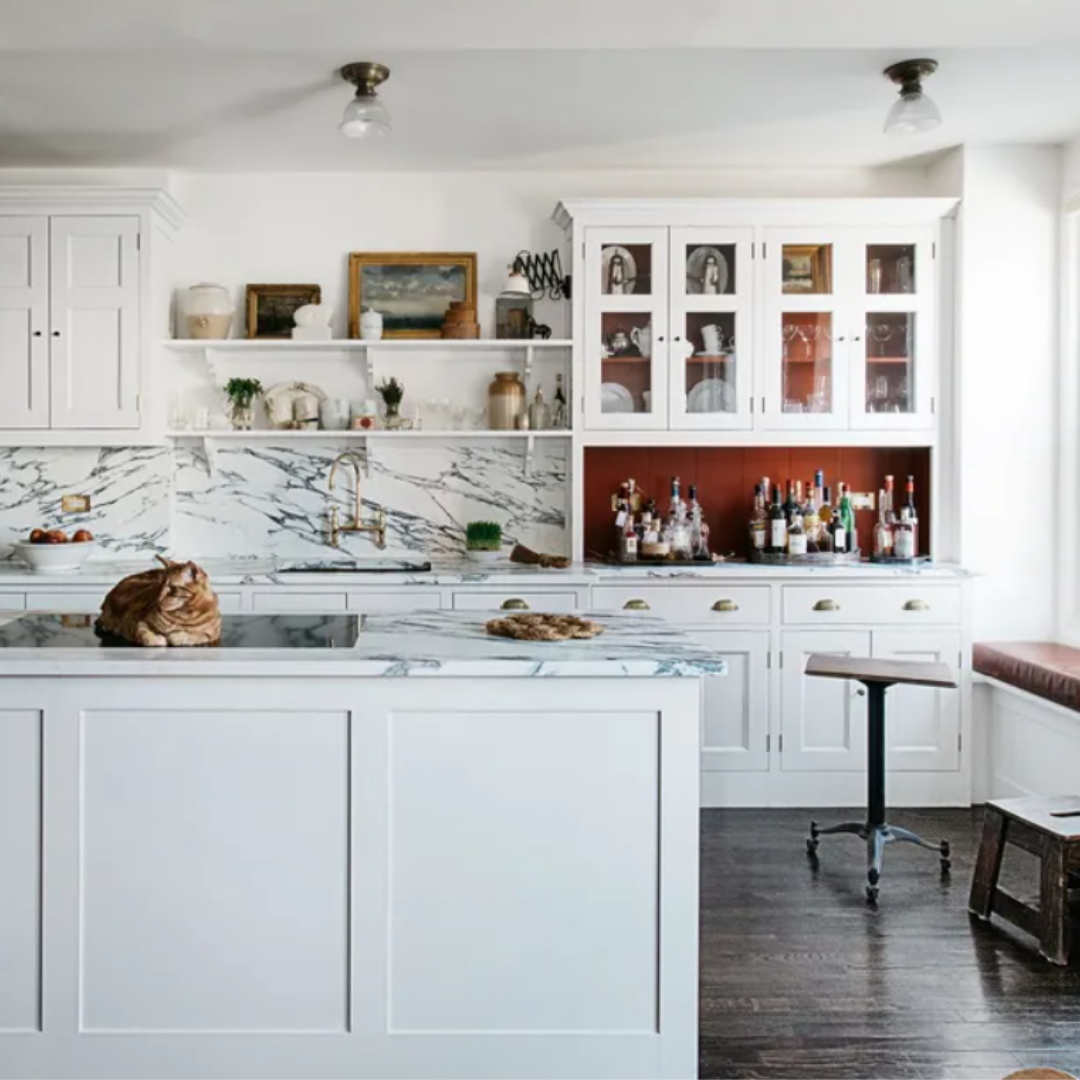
[0,186,186,230]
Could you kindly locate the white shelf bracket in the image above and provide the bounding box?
[363,345,376,387]
[523,432,535,476]
[362,438,373,478]
[203,345,221,385]
[524,344,535,385]
[201,435,219,477]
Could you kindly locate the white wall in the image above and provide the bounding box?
[954,145,1060,640]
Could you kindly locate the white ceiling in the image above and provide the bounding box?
[2,0,1080,171]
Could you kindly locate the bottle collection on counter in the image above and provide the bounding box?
[607,470,922,565]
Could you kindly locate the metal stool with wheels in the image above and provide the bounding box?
[803,654,958,903]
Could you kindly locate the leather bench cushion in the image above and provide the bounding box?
[974,641,1080,713]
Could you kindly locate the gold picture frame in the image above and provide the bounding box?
[348,252,477,339]
[781,245,832,295]
[246,284,322,339]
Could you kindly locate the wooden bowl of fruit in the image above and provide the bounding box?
[12,528,98,573]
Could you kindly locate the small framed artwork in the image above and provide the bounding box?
[781,245,832,295]
[246,284,322,339]
[348,252,477,338]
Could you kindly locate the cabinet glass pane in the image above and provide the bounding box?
[685,311,736,414]
[781,312,833,415]
[781,243,832,295]
[599,243,653,296]
[600,311,653,414]
[865,312,916,414]
[684,242,736,296]
[866,244,916,295]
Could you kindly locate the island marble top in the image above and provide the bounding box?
[0,609,726,678]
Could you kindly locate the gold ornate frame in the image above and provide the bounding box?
[245,284,322,339]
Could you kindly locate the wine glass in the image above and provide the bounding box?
[796,324,820,362]
[870,323,893,358]
[781,323,799,361]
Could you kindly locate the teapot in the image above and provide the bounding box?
[630,323,652,358]
[607,328,632,356]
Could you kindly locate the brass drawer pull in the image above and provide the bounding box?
[903,599,930,612]
[712,599,739,612]
[501,598,530,611]
[623,599,651,611]
[813,599,840,612]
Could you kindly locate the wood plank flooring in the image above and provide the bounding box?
[699,808,1080,1079]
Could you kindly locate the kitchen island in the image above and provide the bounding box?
[0,609,722,1080]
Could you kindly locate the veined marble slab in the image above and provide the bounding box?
[0,610,725,678]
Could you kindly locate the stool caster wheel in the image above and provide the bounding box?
[866,885,879,904]
[940,840,951,875]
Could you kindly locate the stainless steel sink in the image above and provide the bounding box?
[277,559,432,575]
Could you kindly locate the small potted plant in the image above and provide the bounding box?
[224,377,263,431]
[376,377,405,430]
[465,520,503,562]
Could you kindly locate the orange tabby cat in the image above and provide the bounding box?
[96,556,222,647]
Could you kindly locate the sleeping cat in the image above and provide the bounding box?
[96,556,222,647]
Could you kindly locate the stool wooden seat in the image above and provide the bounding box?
[968,796,1080,965]
[804,654,958,903]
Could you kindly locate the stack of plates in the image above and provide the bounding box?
[687,378,735,413]
[601,383,635,413]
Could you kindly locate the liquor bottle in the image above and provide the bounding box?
[872,489,894,558]
[688,484,710,559]
[787,510,808,556]
[818,485,833,529]
[829,485,847,553]
[621,511,638,562]
[640,510,657,545]
[783,480,798,526]
[899,475,919,558]
[839,482,857,553]
[803,481,820,549]
[883,474,896,524]
[552,373,568,429]
[668,476,685,524]
[814,469,825,515]
[627,477,640,514]
[768,485,787,554]
[614,481,630,533]
[749,483,767,551]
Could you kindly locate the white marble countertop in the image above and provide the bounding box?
[0,555,971,587]
[0,610,726,678]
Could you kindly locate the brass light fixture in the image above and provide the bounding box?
[339,62,391,138]
[882,59,941,135]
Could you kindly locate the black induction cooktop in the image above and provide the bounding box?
[0,614,362,649]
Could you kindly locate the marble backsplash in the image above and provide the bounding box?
[0,443,568,561]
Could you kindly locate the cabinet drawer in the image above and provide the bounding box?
[451,591,581,613]
[591,585,770,625]
[251,592,347,614]
[27,591,107,613]
[216,591,244,614]
[782,585,960,625]
[347,590,442,612]
[0,592,26,612]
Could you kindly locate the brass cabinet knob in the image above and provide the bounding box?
[903,599,930,611]
[501,598,530,610]
[712,599,739,612]
[813,599,841,612]
[623,599,651,611]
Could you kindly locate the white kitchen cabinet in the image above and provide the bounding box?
[0,216,48,429]
[251,591,347,614]
[347,590,442,612]
[780,630,870,772]
[693,630,770,773]
[49,216,140,430]
[451,590,583,613]
[873,629,962,772]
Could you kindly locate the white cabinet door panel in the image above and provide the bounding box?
[451,591,581,613]
[0,216,48,428]
[693,630,769,772]
[873,630,961,772]
[49,216,140,429]
[346,590,442,612]
[251,592,347,613]
[781,630,870,772]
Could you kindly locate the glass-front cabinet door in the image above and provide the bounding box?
[849,227,935,430]
[761,228,849,430]
[668,226,754,431]
[583,226,669,429]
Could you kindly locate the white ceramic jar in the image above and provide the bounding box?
[184,283,234,340]
[359,309,384,340]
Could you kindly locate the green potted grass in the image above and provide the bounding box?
[465,520,504,563]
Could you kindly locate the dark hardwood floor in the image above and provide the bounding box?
[699,808,1080,1080]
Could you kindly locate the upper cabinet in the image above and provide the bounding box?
[0,189,182,446]
[556,199,953,444]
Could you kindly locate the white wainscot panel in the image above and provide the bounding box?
[79,709,349,1032]
[388,709,660,1034]
[0,710,41,1032]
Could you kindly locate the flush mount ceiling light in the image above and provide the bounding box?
[883,58,941,135]
[339,62,391,138]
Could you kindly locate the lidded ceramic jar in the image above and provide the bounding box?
[184,283,234,340]
[487,371,526,430]
[359,309,383,340]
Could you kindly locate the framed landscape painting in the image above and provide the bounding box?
[348,252,477,338]
[245,283,322,338]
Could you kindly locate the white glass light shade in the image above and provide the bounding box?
[339,93,391,138]
[884,90,941,135]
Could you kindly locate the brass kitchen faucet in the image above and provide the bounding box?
[326,450,387,549]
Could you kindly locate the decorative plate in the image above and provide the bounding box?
[686,246,730,295]
[687,377,736,414]
[600,245,638,295]
[601,382,635,413]
[263,381,327,429]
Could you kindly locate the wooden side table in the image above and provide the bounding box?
[804,654,958,903]
[968,796,1080,965]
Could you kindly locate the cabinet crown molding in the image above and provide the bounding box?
[0,186,185,230]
